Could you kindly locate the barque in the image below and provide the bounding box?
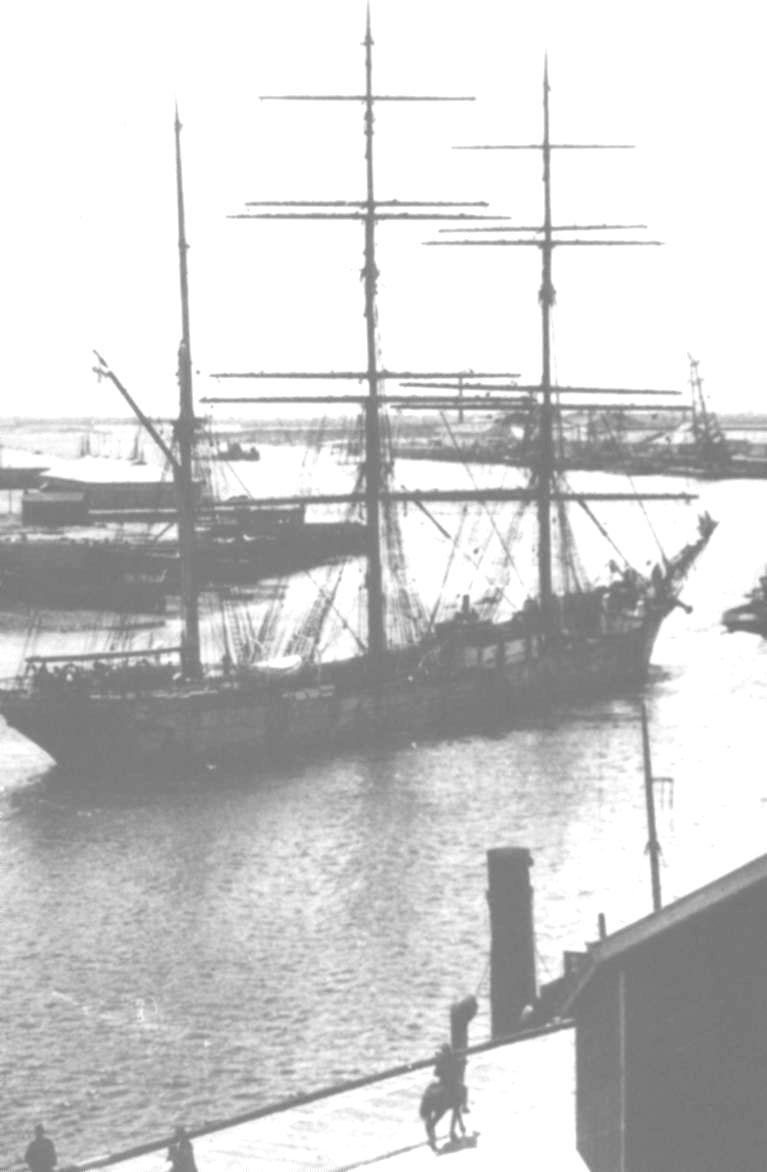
[0,20,714,770]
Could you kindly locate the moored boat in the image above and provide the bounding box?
[722,572,767,636]
[211,440,261,462]
[0,21,715,771]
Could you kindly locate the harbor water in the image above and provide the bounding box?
[0,469,765,1165]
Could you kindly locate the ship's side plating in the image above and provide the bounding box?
[1,601,666,769]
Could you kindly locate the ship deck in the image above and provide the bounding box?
[57,1027,584,1170]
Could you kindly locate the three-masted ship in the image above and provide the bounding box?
[0,21,714,770]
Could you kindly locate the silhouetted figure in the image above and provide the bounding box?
[450,994,478,1109]
[25,1124,57,1172]
[419,1043,467,1151]
[167,1126,198,1172]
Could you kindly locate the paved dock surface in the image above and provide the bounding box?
[78,1028,584,1170]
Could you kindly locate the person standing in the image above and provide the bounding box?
[167,1126,199,1172]
[24,1124,57,1172]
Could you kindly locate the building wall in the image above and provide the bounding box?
[21,492,88,526]
[624,885,767,1172]
[576,970,624,1172]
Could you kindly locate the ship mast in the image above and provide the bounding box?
[362,11,386,671]
[89,115,202,677]
[538,58,555,609]
[209,7,510,676]
[433,60,668,616]
[205,45,696,656]
[174,108,201,677]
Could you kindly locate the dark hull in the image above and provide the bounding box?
[393,445,767,480]
[0,523,366,609]
[722,602,767,637]
[0,468,44,489]
[0,568,166,614]
[1,610,665,771]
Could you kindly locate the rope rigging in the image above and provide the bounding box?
[427,505,469,632]
[597,415,668,565]
[438,410,526,593]
[479,496,531,622]
[554,476,584,595]
[286,466,367,659]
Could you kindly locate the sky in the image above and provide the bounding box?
[0,0,765,418]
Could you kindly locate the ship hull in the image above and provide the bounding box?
[392,445,767,480]
[0,523,367,609]
[1,612,665,772]
[722,602,767,637]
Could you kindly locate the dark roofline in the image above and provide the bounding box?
[562,850,767,1012]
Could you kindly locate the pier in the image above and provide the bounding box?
[63,1026,580,1170]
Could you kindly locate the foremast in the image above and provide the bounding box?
[438,60,671,619]
[538,59,555,610]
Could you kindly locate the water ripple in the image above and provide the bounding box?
[1,478,766,1163]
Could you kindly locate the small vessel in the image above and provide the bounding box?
[0,23,714,771]
[211,440,261,462]
[722,572,767,636]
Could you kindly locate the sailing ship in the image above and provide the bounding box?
[0,21,715,770]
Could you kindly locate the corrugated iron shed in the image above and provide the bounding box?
[565,851,767,1172]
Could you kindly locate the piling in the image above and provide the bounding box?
[450,994,479,1054]
[487,847,537,1038]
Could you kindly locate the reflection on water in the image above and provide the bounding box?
[0,477,766,1162]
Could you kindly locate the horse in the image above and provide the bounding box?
[419,1075,467,1151]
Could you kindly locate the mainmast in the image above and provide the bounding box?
[209,6,509,676]
[174,108,201,677]
[362,11,386,669]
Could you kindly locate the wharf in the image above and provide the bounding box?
[66,1028,582,1171]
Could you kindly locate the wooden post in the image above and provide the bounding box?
[640,701,662,912]
[487,847,537,1038]
[450,994,478,1054]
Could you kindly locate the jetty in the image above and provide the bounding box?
[30,848,586,1171]
[65,1025,581,1170]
